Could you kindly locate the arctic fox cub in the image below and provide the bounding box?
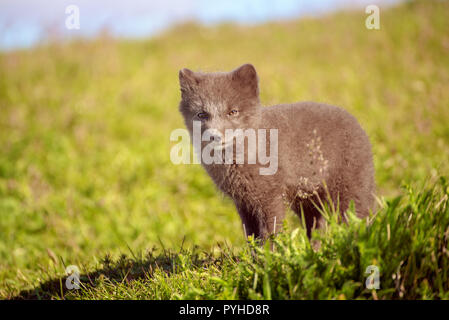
[178,64,375,239]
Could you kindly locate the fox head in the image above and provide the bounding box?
[178,64,261,145]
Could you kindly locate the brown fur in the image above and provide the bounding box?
[178,64,375,239]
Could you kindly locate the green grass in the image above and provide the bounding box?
[1,0,449,299]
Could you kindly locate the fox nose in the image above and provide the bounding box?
[205,127,223,144]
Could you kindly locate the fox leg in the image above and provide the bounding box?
[235,194,285,241]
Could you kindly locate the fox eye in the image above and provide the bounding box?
[197,112,209,120]
[227,109,239,116]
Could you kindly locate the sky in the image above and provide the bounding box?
[0,0,400,50]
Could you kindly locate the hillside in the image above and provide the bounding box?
[1,0,449,299]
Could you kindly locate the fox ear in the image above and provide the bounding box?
[179,68,200,93]
[232,64,259,97]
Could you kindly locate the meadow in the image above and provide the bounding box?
[1,0,449,299]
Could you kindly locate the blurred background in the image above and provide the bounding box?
[1,0,449,298]
[0,0,399,50]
